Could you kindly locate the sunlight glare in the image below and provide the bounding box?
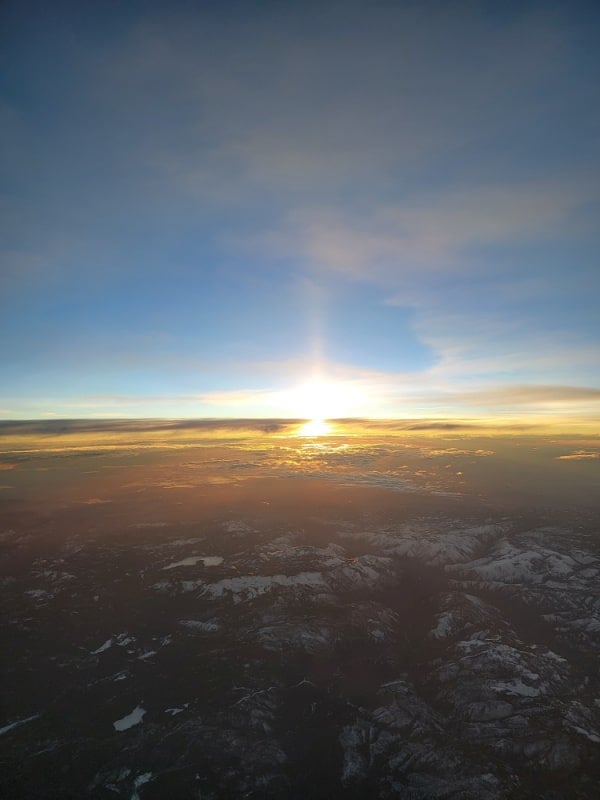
[298,419,332,437]
[287,379,357,419]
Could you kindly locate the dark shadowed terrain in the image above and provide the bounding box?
[1,420,599,799]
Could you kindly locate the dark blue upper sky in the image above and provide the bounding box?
[1,0,599,419]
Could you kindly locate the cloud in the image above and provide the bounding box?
[198,389,276,408]
[5,362,599,422]
[406,306,600,387]
[375,383,600,414]
[7,0,584,236]
[3,3,597,277]
[426,448,495,457]
[456,385,600,405]
[556,451,600,460]
[249,178,593,283]
[240,178,597,393]
[350,419,478,433]
[0,418,297,437]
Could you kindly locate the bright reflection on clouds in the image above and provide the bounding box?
[297,419,332,437]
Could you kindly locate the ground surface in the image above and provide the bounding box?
[1,420,599,798]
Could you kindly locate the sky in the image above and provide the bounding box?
[1,0,599,421]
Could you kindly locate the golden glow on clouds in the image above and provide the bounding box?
[556,451,600,460]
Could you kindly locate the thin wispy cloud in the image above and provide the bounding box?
[252,179,592,278]
[556,451,600,460]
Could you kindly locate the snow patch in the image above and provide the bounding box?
[431,612,454,640]
[26,589,53,601]
[0,713,41,736]
[180,619,220,632]
[491,680,542,698]
[204,571,327,601]
[94,633,135,652]
[223,520,255,534]
[92,638,113,654]
[165,704,189,716]
[131,772,152,800]
[113,705,146,731]
[163,555,223,570]
[138,650,157,660]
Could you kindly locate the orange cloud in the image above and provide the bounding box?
[556,451,600,461]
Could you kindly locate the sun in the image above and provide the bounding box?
[290,379,351,419]
[290,379,347,437]
[298,419,332,437]
[275,377,366,432]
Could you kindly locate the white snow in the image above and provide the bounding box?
[0,713,41,736]
[137,650,157,660]
[163,555,223,569]
[223,520,255,534]
[430,612,455,640]
[113,705,146,731]
[26,589,52,601]
[165,706,187,716]
[568,725,600,743]
[169,537,204,547]
[93,633,135,653]
[180,580,204,592]
[163,557,202,569]
[201,556,224,567]
[340,523,501,566]
[204,571,327,601]
[260,542,345,563]
[544,650,567,663]
[194,553,392,603]
[446,535,595,589]
[564,703,600,743]
[92,638,113,654]
[131,772,153,800]
[491,680,542,697]
[179,619,220,632]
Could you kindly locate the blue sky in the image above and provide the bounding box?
[1,0,599,420]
